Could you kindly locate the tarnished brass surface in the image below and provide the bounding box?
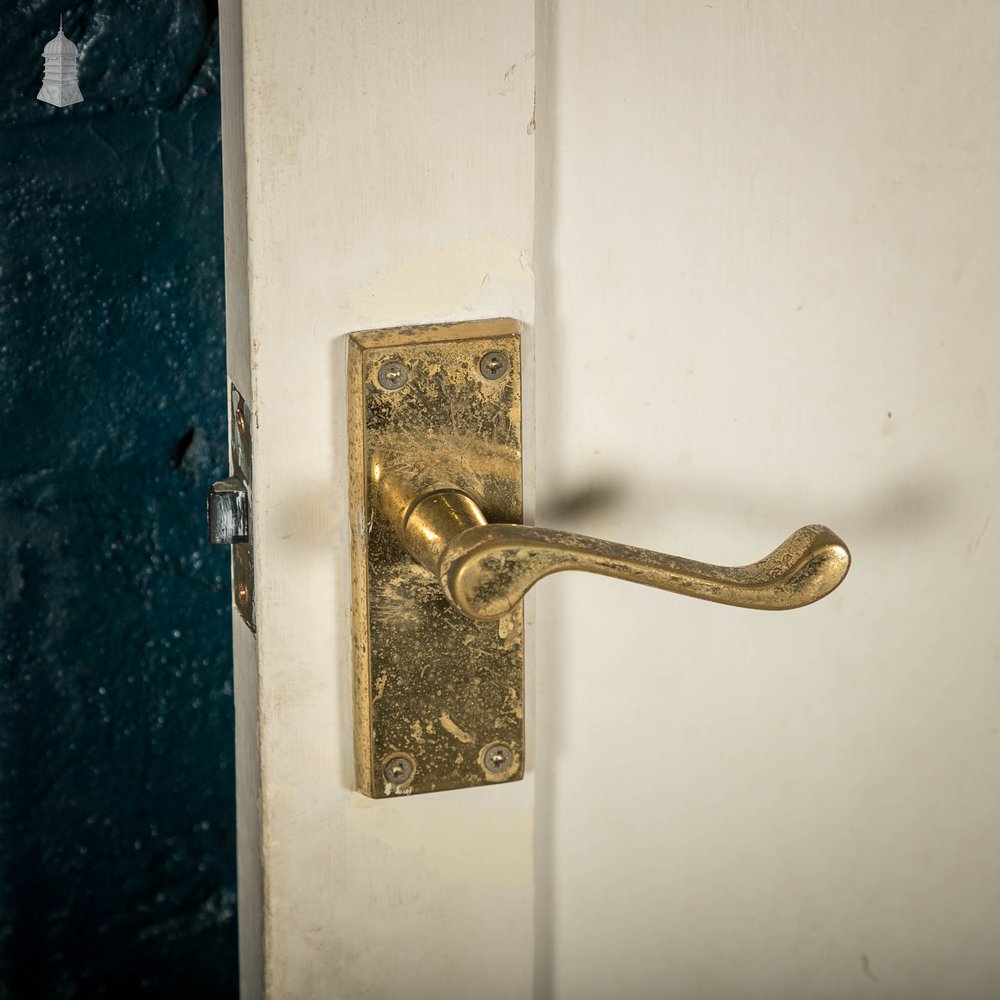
[403,496,850,620]
[402,490,486,580]
[349,319,851,797]
[348,319,524,798]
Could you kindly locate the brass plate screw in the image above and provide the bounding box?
[480,351,510,380]
[483,743,514,775]
[378,359,409,390]
[383,755,414,786]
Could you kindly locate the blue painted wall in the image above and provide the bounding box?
[0,3,237,995]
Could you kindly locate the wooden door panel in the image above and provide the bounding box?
[536,3,1000,998]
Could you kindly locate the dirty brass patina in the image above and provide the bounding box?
[348,319,525,797]
[403,491,850,620]
[349,319,851,798]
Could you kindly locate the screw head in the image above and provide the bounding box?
[480,351,511,381]
[383,755,414,786]
[482,743,515,776]
[378,359,409,390]
[237,580,249,605]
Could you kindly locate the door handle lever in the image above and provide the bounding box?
[399,489,850,621]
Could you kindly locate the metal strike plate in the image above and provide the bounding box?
[348,319,524,797]
[230,385,255,632]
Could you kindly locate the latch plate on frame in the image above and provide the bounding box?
[207,384,255,632]
[229,386,255,632]
[348,319,524,797]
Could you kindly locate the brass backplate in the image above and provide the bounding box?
[348,319,524,797]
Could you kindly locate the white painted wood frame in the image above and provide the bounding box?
[219,2,536,997]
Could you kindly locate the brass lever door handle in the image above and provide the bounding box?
[400,489,851,622]
[349,319,852,796]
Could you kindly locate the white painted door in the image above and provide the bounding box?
[220,2,1000,997]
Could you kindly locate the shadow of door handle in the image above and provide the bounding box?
[398,488,851,621]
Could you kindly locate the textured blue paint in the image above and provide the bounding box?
[0,2,237,996]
